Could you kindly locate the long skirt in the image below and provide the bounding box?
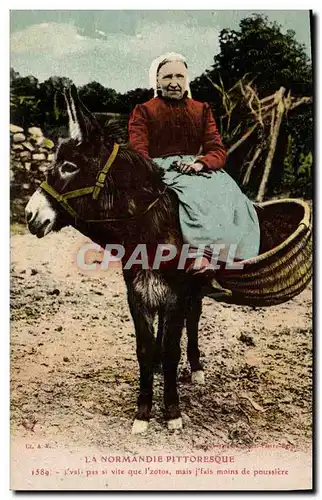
[154,155,260,262]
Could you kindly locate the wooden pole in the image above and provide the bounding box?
[256,87,286,202]
[207,75,311,192]
[227,123,258,155]
[242,146,262,186]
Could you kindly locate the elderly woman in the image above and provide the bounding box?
[128,53,260,297]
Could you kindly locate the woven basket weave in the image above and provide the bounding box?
[218,198,312,307]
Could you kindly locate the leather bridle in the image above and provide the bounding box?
[40,143,167,223]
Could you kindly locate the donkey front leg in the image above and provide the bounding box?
[153,307,164,374]
[127,296,156,434]
[162,304,185,430]
[186,295,205,385]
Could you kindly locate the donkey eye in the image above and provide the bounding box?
[60,161,79,176]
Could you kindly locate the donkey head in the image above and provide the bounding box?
[25,85,112,238]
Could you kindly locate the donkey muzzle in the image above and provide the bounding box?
[25,190,57,238]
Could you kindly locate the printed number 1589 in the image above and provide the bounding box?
[31,468,50,476]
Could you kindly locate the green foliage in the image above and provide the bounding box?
[53,92,62,121]
[42,137,55,149]
[298,151,312,176]
[190,14,312,198]
[78,83,152,114]
[117,88,153,114]
[283,135,296,189]
[38,76,73,138]
[212,14,312,96]
[10,73,42,127]
[268,127,312,198]
[79,81,119,112]
[292,151,312,197]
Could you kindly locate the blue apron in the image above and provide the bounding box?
[155,155,260,261]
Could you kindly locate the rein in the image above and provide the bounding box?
[40,143,168,224]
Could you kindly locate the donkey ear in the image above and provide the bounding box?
[64,84,102,143]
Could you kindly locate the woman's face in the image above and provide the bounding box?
[157,60,188,100]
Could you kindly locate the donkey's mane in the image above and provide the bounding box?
[98,119,180,242]
[101,118,128,144]
[119,146,165,183]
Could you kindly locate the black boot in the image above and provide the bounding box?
[201,277,232,300]
[188,264,232,300]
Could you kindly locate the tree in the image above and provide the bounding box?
[190,14,313,199]
[118,88,153,114]
[38,76,73,138]
[78,81,120,113]
[191,14,312,108]
[10,72,41,128]
[214,15,311,96]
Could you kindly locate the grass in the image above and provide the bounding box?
[10,223,28,235]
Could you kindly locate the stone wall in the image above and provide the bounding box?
[10,124,56,223]
[10,116,128,224]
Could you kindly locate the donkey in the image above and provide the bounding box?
[25,85,206,433]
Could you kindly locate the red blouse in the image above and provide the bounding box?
[128,96,227,171]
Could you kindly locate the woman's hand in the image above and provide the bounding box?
[177,161,204,173]
[191,162,204,172]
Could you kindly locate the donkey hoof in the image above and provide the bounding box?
[167,417,183,431]
[132,419,149,434]
[191,370,205,385]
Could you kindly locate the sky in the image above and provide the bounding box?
[10,10,312,93]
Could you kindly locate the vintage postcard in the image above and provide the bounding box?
[10,10,313,490]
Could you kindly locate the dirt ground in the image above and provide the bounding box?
[10,226,312,454]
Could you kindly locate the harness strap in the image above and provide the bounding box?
[40,142,167,224]
[85,185,168,223]
[40,181,95,219]
[93,142,120,200]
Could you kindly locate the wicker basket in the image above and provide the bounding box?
[217,198,312,307]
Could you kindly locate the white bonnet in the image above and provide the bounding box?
[148,52,192,98]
